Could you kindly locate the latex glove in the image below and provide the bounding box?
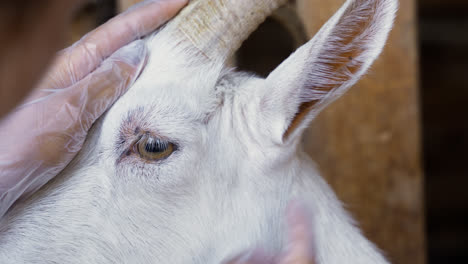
[225,201,316,264]
[0,0,188,218]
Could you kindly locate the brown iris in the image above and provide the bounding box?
[135,134,175,161]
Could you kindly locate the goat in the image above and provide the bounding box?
[0,0,398,263]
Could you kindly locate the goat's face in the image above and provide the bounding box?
[92,51,296,262]
[57,0,397,262]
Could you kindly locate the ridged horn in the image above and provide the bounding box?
[166,0,288,61]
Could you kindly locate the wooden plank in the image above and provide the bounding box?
[297,1,426,263]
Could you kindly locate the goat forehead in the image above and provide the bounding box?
[113,78,215,123]
[104,40,260,145]
[117,67,257,121]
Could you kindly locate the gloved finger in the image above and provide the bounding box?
[44,0,188,90]
[279,200,316,264]
[35,40,147,165]
[0,40,146,217]
[222,201,316,264]
[224,248,272,264]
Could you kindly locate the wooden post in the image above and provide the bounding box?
[297,0,426,263]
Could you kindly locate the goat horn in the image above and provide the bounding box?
[166,0,288,61]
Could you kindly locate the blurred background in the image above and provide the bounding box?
[420,0,468,262]
[3,0,467,263]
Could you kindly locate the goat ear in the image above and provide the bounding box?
[261,0,398,143]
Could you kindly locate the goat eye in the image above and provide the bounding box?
[135,135,174,161]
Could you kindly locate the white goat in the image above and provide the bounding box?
[0,0,397,263]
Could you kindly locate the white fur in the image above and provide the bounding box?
[0,0,397,263]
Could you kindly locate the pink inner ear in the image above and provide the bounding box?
[283,2,378,141]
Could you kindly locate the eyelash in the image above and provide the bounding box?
[141,137,169,152]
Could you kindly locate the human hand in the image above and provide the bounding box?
[0,0,188,218]
[225,200,316,264]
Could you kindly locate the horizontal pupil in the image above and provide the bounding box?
[144,139,167,153]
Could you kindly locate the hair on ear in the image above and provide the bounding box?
[298,0,398,103]
[264,0,398,142]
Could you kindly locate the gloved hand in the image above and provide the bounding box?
[0,0,188,218]
[225,201,316,264]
